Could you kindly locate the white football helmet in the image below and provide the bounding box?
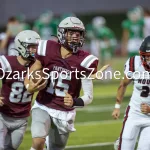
[14,30,40,60]
[92,16,106,29]
[57,17,85,53]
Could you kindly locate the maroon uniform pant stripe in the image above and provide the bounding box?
[118,105,130,150]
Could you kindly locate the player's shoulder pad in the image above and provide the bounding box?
[79,50,98,69]
[128,56,136,72]
[124,55,140,73]
[128,55,141,72]
[134,56,141,71]
[37,40,59,56]
[37,40,48,56]
[0,55,12,72]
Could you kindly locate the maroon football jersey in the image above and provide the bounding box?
[0,56,33,118]
[35,40,98,111]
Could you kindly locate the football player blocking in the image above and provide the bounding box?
[0,30,41,150]
[25,17,99,150]
[112,36,150,150]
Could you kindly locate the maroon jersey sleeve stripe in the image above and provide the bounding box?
[118,105,130,150]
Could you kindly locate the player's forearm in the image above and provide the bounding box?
[72,79,93,108]
[24,73,30,87]
[80,93,93,106]
[24,68,33,89]
[116,76,132,105]
[24,77,33,93]
[80,79,93,106]
[116,84,127,104]
[25,60,42,89]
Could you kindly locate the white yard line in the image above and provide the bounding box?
[27,119,122,131]
[77,104,127,112]
[93,94,131,98]
[75,119,122,126]
[66,142,114,149]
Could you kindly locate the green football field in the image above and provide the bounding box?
[18,57,133,150]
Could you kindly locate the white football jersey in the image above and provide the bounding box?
[124,56,150,113]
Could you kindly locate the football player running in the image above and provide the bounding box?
[0,30,45,150]
[112,36,150,150]
[25,17,99,150]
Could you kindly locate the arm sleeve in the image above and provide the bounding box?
[80,79,93,105]
[73,79,93,108]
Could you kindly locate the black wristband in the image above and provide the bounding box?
[73,98,84,107]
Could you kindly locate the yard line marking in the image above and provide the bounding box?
[66,142,114,149]
[77,104,127,112]
[93,94,130,98]
[26,119,122,131]
[75,119,122,126]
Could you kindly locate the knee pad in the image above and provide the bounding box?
[31,108,50,138]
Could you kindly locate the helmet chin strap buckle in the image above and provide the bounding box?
[69,41,80,53]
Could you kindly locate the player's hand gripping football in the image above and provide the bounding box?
[27,77,47,93]
[0,89,4,106]
[141,103,150,114]
[64,91,73,107]
[0,96,4,106]
[112,108,120,119]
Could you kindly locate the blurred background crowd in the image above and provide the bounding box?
[0,5,150,66]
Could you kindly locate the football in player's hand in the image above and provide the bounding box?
[31,70,47,84]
